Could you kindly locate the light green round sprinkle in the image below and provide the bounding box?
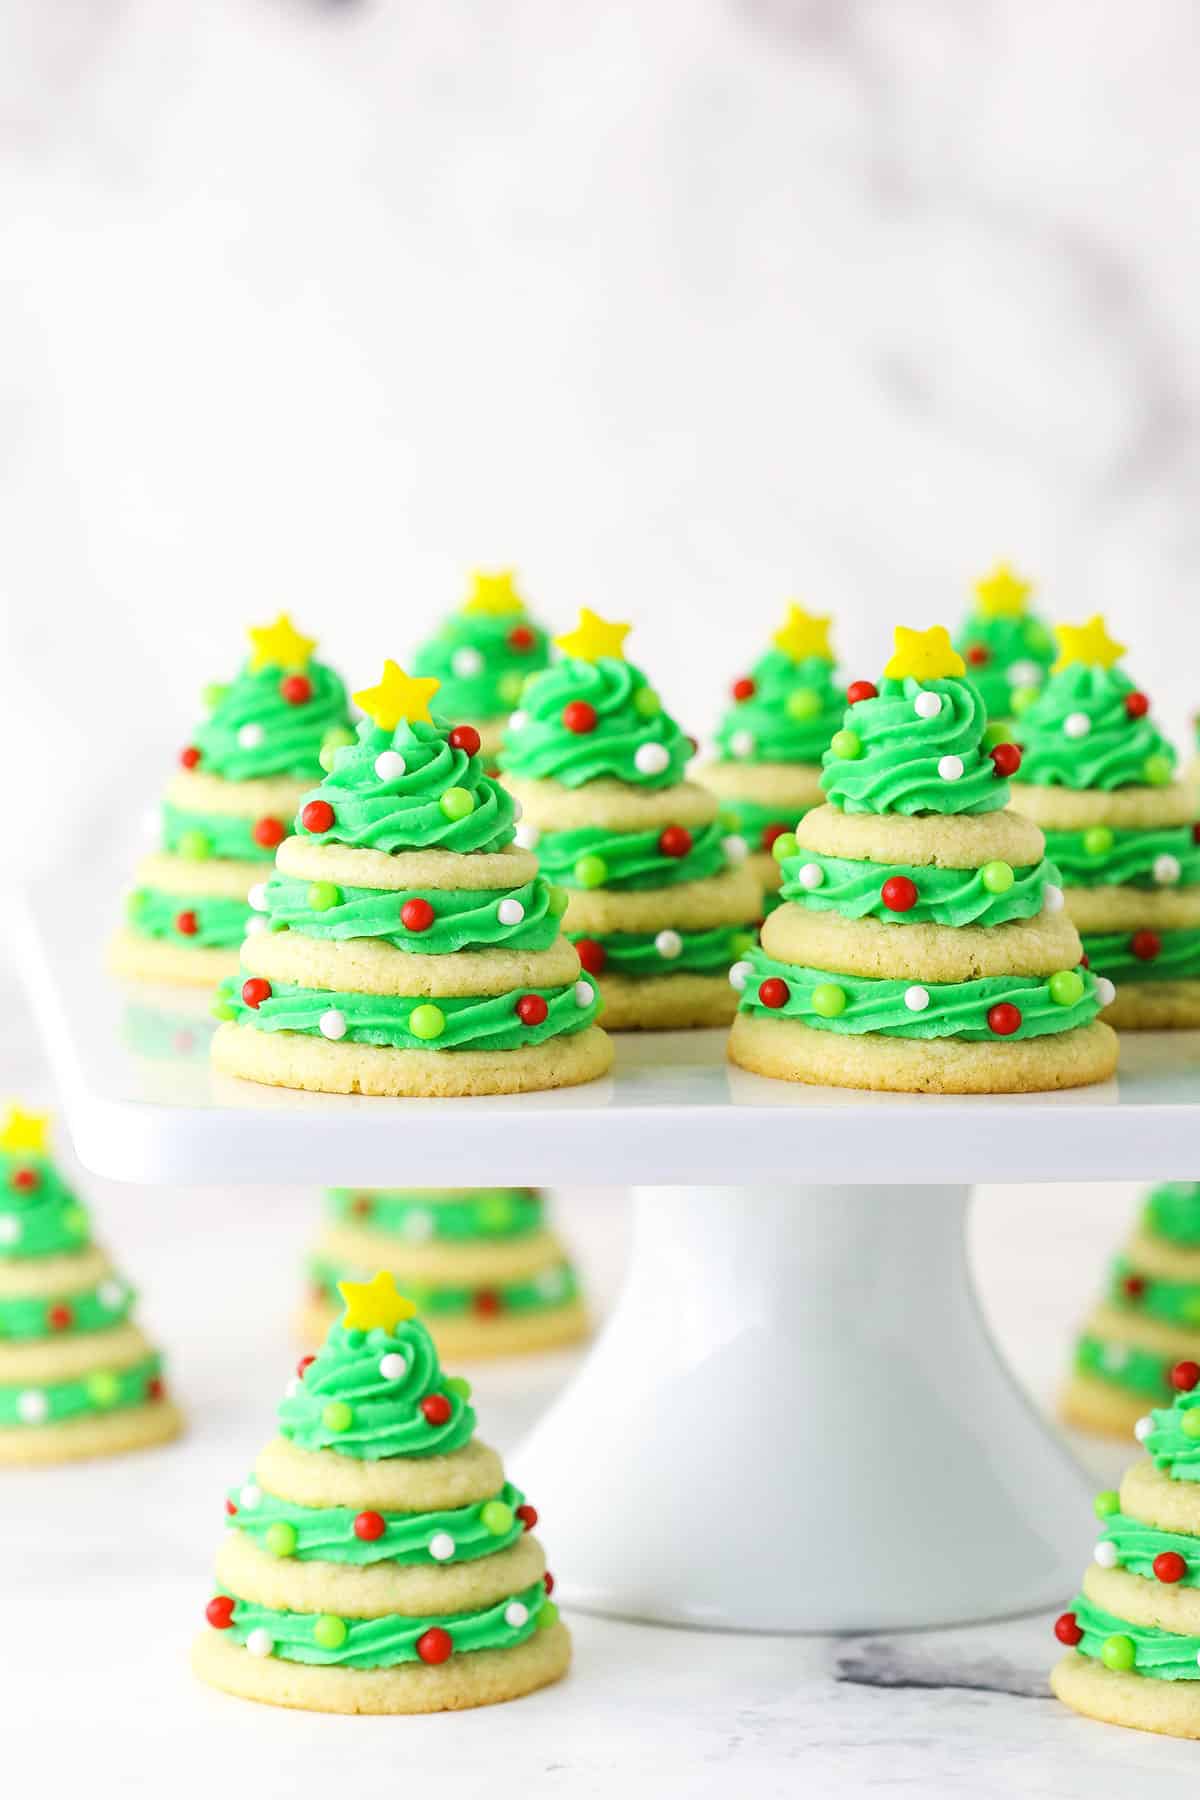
[829,729,861,761]
[322,1400,353,1433]
[730,931,756,957]
[202,682,227,711]
[308,881,340,912]
[520,671,541,697]
[1025,623,1052,653]
[575,854,609,889]
[719,809,740,832]
[634,686,661,717]
[63,1206,88,1237]
[313,1614,348,1650]
[771,832,799,864]
[1093,1490,1119,1520]
[212,1000,236,1022]
[786,687,822,722]
[477,1195,516,1230]
[1144,753,1173,787]
[1009,684,1040,716]
[265,1521,298,1558]
[1100,1634,1135,1672]
[498,671,525,706]
[1181,1409,1200,1440]
[319,744,338,773]
[1083,825,1114,857]
[480,1501,514,1536]
[86,1370,120,1407]
[811,983,847,1019]
[408,1004,446,1042]
[547,885,569,917]
[982,721,1009,750]
[1049,969,1085,1007]
[439,787,475,821]
[178,829,212,861]
[126,891,147,921]
[536,1601,560,1631]
[980,860,1014,895]
[1183,1296,1200,1326]
[446,1375,472,1401]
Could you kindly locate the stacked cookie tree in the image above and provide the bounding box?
[500,609,761,1029]
[1064,1183,1200,1439]
[728,625,1118,1093]
[1053,1360,1200,1738]
[951,561,1056,726]
[112,614,354,985]
[300,1187,587,1359]
[1011,616,1200,1029]
[211,661,612,1096]
[698,604,844,915]
[0,1105,180,1464]
[412,570,552,758]
[194,1271,567,1715]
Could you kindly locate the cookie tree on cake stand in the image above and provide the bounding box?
[412,570,551,759]
[952,561,1056,726]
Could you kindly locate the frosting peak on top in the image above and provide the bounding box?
[0,1106,92,1260]
[412,571,551,722]
[1014,646,1176,792]
[1144,1375,1200,1483]
[189,616,352,783]
[715,605,841,766]
[953,564,1055,720]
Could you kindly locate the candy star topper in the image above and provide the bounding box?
[353,661,441,730]
[974,562,1032,618]
[247,613,317,673]
[0,1105,49,1156]
[462,569,525,616]
[1052,615,1127,673]
[884,625,966,683]
[554,607,631,663]
[337,1270,417,1334]
[771,603,833,663]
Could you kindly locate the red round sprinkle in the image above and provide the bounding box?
[758,977,790,1009]
[508,624,536,651]
[881,876,918,913]
[575,938,606,975]
[253,815,286,849]
[1122,1274,1146,1300]
[353,1510,386,1542]
[516,1504,538,1530]
[658,825,693,858]
[1125,691,1150,719]
[180,745,201,769]
[241,978,272,1010]
[1132,929,1162,962]
[987,1002,1022,1036]
[761,821,792,853]
[46,1303,73,1331]
[966,644,990,667]
[474,1289,503,1316]
[1155,1550,1188,1584]
[449,725,481,756]
[296,1354,316,1379]
[1079,952,1090,969]
[732,676,756,701]
[1054,1611,1083,1646]
[989,742,1022,777]
[1171,1360,1200,1392]
[416,1627,453,1665]
[146,1375,165,1401]
[175,909,199,937]
[400,898,435,933]
[280,673,313,705]
[516,993,549,1026]
[301,800,335,834]
[544,1571,555,1595]
[1193,822,1200,846]
[420,1393,452,1426]
[562,700,598,734]
[350,1194,373,1218]
[206,1596,235,1630]
[846,679,878,705]
[10,1168,38,1192]
[224,1498,237,1516]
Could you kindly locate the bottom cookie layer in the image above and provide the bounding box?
[591,972,738,1031]
[1101,980,1200,1031]
[727,1013,1119,1093]
[1058,1373,1149,1441]
[109,929,242,988]
[1052,1651,1200,1739]
[211,1022,614,1096]
[192,1616,571,1715]
[296,1297,589,1360]
[0,1399,183,1466]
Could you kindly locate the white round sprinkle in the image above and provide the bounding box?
[635,742,670,776]
[721,834,748,863]
[1154,854,1182,886]
[1093,1540,1119,1568]
[319,1008,347,1041]
[248,882,270,913]
[508,709,529,733]
[237,723,265,749]
[796,862,824,891]
[284,1377,300,1399]
[1042,883,1065,913]
[904,985,931,1013]
[379,1353,408,1381]
[0,1215,20,1247]
[535,1266,568,1299]
[655,929,683,960]
[729,730,755,759]
[245,915,268,936]
[1096,977,1117,1007]
[401,1210,435,1244]
[1007,660,1042,688]
[97,1279,125,1310]
[913,691,942,720]
[497,898,525,926]
[246,1629,274,1659]
[452,647,483,677]
[1134,1414,1154,1442]
[510,797,523,821]
[374,750,407,782]
[1101,1343,1130,1372]
[16,1390,47,1424]
[514,821,541,851]
[937,754,964,782]
[239,1483,263,1510]
[505,1601,530,1628]
[729,959,753,992]
[1063,711,1092,739]
[574,981,594,1008]
[429,1531,456,1563]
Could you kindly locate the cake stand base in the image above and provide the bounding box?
[516,1183,1092,1633]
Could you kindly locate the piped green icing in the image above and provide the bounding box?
[192,659,352,783]
[712,797,811,854]
[278,1319,475,1461]
[0,1352,162,1427]
[1015,663,1177,790]
[1074,1333,1171,1400]
[572,925,754,976]
[1080,926,1200,986]
[1066,1593,1200,1680]
[1144,1184,1200,1248]
[162,804,283,863]
[533,821,727,892]
[0,1154,90,1261]
[325,1188,542,1241]
[309,1256,578,1320]
[952,611,1054,720]
[1096,1512,1200,1585]
[500,657,690,789]
[125,889,249,950]
[216,976,599,1051]
[1041,824,1200,889]
[1109,1257,1200,1330]
[777,848,1055,927]
[412,612,550,725]
[228,1476,527,1566]
[820,675,1008,817]
[0,1278,133,1342]
[714,652,842,765]
[257,871,562,954]
[1145,1392,1200,1479]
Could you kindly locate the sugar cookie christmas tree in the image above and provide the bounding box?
[412,570,552,758]
[1052,1360,1200,1738]
[211,660,612,1095]
[1063,1184,1200,1440]
[698,604,844,915]
[0,1105,180,1464]
[112,614,354,985]
[951,561,1056,725]
[728,624,1118,1093]
[194,1271,567,1715]
[500,608,762,1029]
[1010,616,1200,1029]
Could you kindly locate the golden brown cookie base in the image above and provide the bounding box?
[1101,981,1200,1031]
[0,1399,182,1466]
[1058,1373,1150,1440]
[297,1296,589,1360]
[592,971,738,1031]
[728,1013,1118,1093]
[192,1618,571,1715]
[108,929,242,987]
[1052,1651,1200,1739]
[211,1021,613,1096]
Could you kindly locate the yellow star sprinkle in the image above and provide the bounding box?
[974,562,1032,619]
[1053,615,1127,672]
[337,1270,417,1334]
[461,569,525,616]
[247,613,317,673]
[771,604,834,663]
[884,625,966,683]
[554,607,631,662]
[0,1106,49,1156]
[353,661,441,730]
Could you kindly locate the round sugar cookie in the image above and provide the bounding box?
[240,928,580,999]
[0,1244,112,1299]
[108,929,242,987]
[254,1434,505,1512]
[166,768,311,819]
[589,970,738,1031]
[562,863,761,936]
[1084,1301,1200,1361]
[0,1397,182,1467]
[696,759,824,812]
[1011,780,1194,831]
[276,837,538,894]
[475,718,506,760]
[1066,887,1200,931]
[794,802,1045,870]
[0,1319,153,1384]
[1121,1229,1200,1281]
[1120,1457,1200,1536]
[132,852,264,899]
[1098,979,1200,1032]
[315,1222,569,1286]
[1052,1650,1200,1739]
[760,904,1085,983]
[296,1294,589,1361]
[1058,1372,1149,1441]
[502,775,717,833]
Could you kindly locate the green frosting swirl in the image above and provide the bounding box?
[572,924,755,976]
[736,946,1101,1041]
[216,975,599,1052]
[278,1320,474,1461]
[126,888,249,950]
[1015,664,1177,790]
[1041,824,1200,890]
[778,847,1054,927]
[820,676,1008,817]
[0,1155,90,1261]
[1066,1594,1200,1680]
[500,657,690,789]
[297,719,516,854]
[711,797,812,852]
[535,821,727,892]
[1081,927,1200,985]
[1096,1511,1200,1585]
[309,1256,578,1320]
[0,1278,133,1343]
[161,803,281,864]
[952,610,1054,720]
[0,1351,162,1427]
[228,1476,526,1566]
[1074,1333,1171,1400]
[259,872,562,955]
[324,1188,542,1241]
[1144,1184,1200,1247]
[1146,1393,1200,1478]
[1109,1256,1200,1330]
[191,659,351,782]
[412,611,549,723]
[714,652,842,765]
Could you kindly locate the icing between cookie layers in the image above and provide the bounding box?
[126,889,250,950]
[324,1188,543,1241]
[258,872,564,954]
[216,976,600,1053]
[308,1255,578,1323]
[227,1475,527,1566]
[777,847,1055,927]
